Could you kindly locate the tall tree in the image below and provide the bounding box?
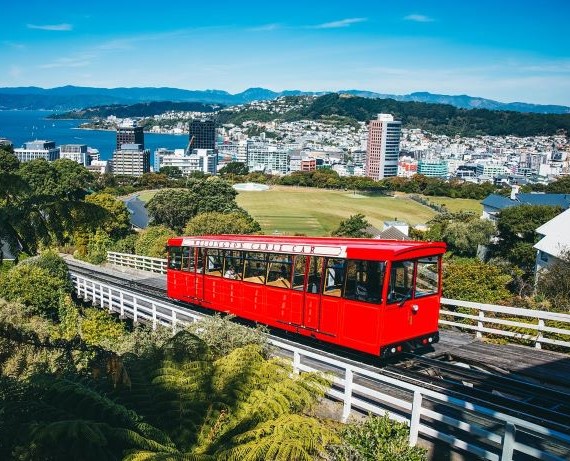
[492,205,562,273]
[219,162,249,176]
[146,189,198,232]
[331,214,372,238]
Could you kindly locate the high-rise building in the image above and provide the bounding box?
[188,119,215,150]
[365,114,401,180]
[116,125,144,150]
[112,143,150,176]
[14,140,59,163]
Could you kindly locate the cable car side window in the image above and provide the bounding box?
[205,249,223,276]
[168,246,183,270]
[181,246,194,272]
[307,256,324,294]
[292,255,307,291]
[223,250,244,280]
[323,258,345,297]
[344,260,385,304]
[196,247,205,273]
[415,256,439,298]
[388,260,414,304]
[243,252,267,284]
[267,253,292,288]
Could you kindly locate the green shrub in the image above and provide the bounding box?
[330,414,427,461]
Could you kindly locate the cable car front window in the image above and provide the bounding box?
[415,257,440,297]
[388,260,414,304]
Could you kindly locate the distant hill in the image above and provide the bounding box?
[219,93,570,137]
[49,101,221,119]
[0,85,569,114]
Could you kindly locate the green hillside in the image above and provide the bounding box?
[218,93,570,137]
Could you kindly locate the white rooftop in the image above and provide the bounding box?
[534,208,570,259]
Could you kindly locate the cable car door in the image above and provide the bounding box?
[302,256,323,330]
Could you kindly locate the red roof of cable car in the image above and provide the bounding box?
[168,234,446,260]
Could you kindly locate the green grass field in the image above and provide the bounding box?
[421,195,483,214]
[136,186,483,236]
[236,186,438,236]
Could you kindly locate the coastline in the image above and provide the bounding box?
[72,126,187,136]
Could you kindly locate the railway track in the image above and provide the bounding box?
[66,260,570,435]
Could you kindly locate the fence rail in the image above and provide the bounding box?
[72,269,570,461]
[107,252,167,274]
[107,252,570,352]
[441,298,570,351]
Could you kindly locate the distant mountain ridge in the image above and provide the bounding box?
[0,85,569,114]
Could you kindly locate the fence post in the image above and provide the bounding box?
[293,350,301,374]
[535,319,544,350]
[500,422,516,461]
[133,297,138,324]
[172,310,177,333]
[409,391,423,446]
[120,291,125,318]
[342,368,354,422]
[152,303,157,330]
[100,284,105,308]
[477,310,484,339]
[108,287,113,312]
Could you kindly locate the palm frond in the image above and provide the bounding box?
[216,414,339,461]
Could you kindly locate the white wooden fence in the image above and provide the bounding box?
[107,252,167,274]
[72,269,570,461]
[107,252,570,352]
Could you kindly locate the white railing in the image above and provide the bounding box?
[107,252,167,274]
[441,298,570,351]
[106,252,570,352]
[71,270,570,461]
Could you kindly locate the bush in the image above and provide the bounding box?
[135,225,176,258]
[330,414,427,461]
[185,314,269,360]
[0,264,68,320]
[443,258,512,304]
[26,250,72,292]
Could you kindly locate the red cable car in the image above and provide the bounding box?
[166,235,446,357]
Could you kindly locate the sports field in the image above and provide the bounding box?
[236,186,438,236]
[422,196,483,214]
[135,186,483,236]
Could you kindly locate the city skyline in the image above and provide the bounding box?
[2,0,570,106]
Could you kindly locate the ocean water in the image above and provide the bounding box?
[0,110,188,162]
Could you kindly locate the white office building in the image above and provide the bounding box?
[14,140,59,163]
[246,141,289,175]
[154,148,217,176]
[60,144,90,166]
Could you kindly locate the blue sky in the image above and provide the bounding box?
[2,0,570,105]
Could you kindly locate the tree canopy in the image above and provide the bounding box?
[491,205,562,274]
[331,214,372,238]
[184,210,261,236]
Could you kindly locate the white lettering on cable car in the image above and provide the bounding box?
[181,238,347,258]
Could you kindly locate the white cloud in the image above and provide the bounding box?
[27,23,73,31]
[3,41,26,49]
[39,56,92,69]
[403,14,434,23]
[312,18,367,29]
[249,23,281,32]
